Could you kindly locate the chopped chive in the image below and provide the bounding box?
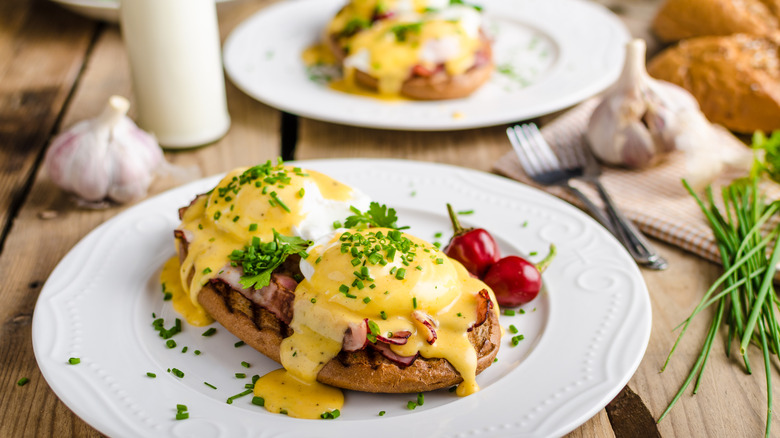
[235,373,246,379]
[175,412,189,420]
[252,396,265,406]
[395,268,406,280]
[503,309,516,316]
[363,297,371,304]
[339,284,350,294]
[181,346,188,353]
[202,328,217,337]
[163,292,173,301]
[241,361,250,368]
[311,297,317,303]
[380,310,387,320]
[226,389,253,404]
[17,377,29,386]
[406,401,417,410]
[232,216,240,222]
[166,339,177,349]
[68,357,80,365]
[434,232,443,238]
[509,324,519,334]
[146,372,156,378]
[511,334,525,346]
[204,382,217,389]
[378,410,386,416]
[435,258,443,264]
[417,392,424,406]
[457,209,474,215]
[270,192,291,212]
[249,223,258,231]
[234,341,245,348]
[194,350,201,355]
[415,265,422,271]
[412,297,417,309]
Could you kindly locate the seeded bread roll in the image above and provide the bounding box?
[197,281,501,393]
[652,0,780,43]
[647,33,780,133]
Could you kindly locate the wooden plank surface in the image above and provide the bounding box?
[0,0,97,248]
[3,0,780,436]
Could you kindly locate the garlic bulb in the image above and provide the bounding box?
[44,95,164,206]
[587,39,711,168]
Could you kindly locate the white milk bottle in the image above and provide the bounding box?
[120,0,230,148]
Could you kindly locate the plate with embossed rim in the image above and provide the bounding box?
[223,0,629,131]
[33,159,650,438]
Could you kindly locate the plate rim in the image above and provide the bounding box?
[222,0,630,131]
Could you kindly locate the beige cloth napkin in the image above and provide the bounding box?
[493,99,777,266]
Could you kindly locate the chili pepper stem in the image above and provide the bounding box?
[536,244,556,273]
[446,203,465,234]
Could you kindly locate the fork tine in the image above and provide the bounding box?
[506,126,544,177]
[509,124,556,175]
[522,123,562,171]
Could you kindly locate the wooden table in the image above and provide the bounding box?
[1,0,777,436]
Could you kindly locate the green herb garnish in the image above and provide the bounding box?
[229,230,311,290]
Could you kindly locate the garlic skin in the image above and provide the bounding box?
[587,39,707,168]
[44,95,164,205]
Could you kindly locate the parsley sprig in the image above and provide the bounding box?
[229,230,311,290]
[344,202,407,230]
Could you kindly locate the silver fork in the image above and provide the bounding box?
[507,123,668,270]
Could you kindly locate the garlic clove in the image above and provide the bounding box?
[44,95,165,207]
[587,37,742,182]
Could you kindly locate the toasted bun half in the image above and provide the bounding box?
[198,281,501,393]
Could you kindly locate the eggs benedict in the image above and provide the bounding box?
[169,161,500,419]
[322,0,493,99]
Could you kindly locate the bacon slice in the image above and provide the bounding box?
[376,330,411,345]
[468,289,493,332]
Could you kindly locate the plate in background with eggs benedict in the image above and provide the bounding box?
[33,159,650,437]
[223,0,630,130]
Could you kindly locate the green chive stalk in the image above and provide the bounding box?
[658,177,780,437]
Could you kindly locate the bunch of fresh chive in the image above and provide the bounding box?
[659,177,780,437]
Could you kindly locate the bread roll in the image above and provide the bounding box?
[647,33,780,133]
[652,0,780,42]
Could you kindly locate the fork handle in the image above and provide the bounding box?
[592,180,669,270]
[564,184,615,235]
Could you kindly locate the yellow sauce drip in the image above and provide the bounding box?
[160,256,213,326]
[254,369,344,419]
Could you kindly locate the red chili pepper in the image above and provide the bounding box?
[443,204,500,277]
[484,245,556,307]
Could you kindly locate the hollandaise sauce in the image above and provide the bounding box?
[160,256,213,326]
[253,369,344,419]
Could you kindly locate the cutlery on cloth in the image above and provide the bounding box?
[506,123,668,270]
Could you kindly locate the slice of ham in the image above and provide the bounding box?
[210,265,297,324]
[343,320,369,352]
[376,330,411,345]
[371,341,417,367]
[412,310,438,345]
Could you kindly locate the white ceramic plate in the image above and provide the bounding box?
[223,0,629,131]
[50,0,231,22]
[33,159,650,438]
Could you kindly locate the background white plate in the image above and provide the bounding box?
[33,159,650,437]
[223,0,630,131]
